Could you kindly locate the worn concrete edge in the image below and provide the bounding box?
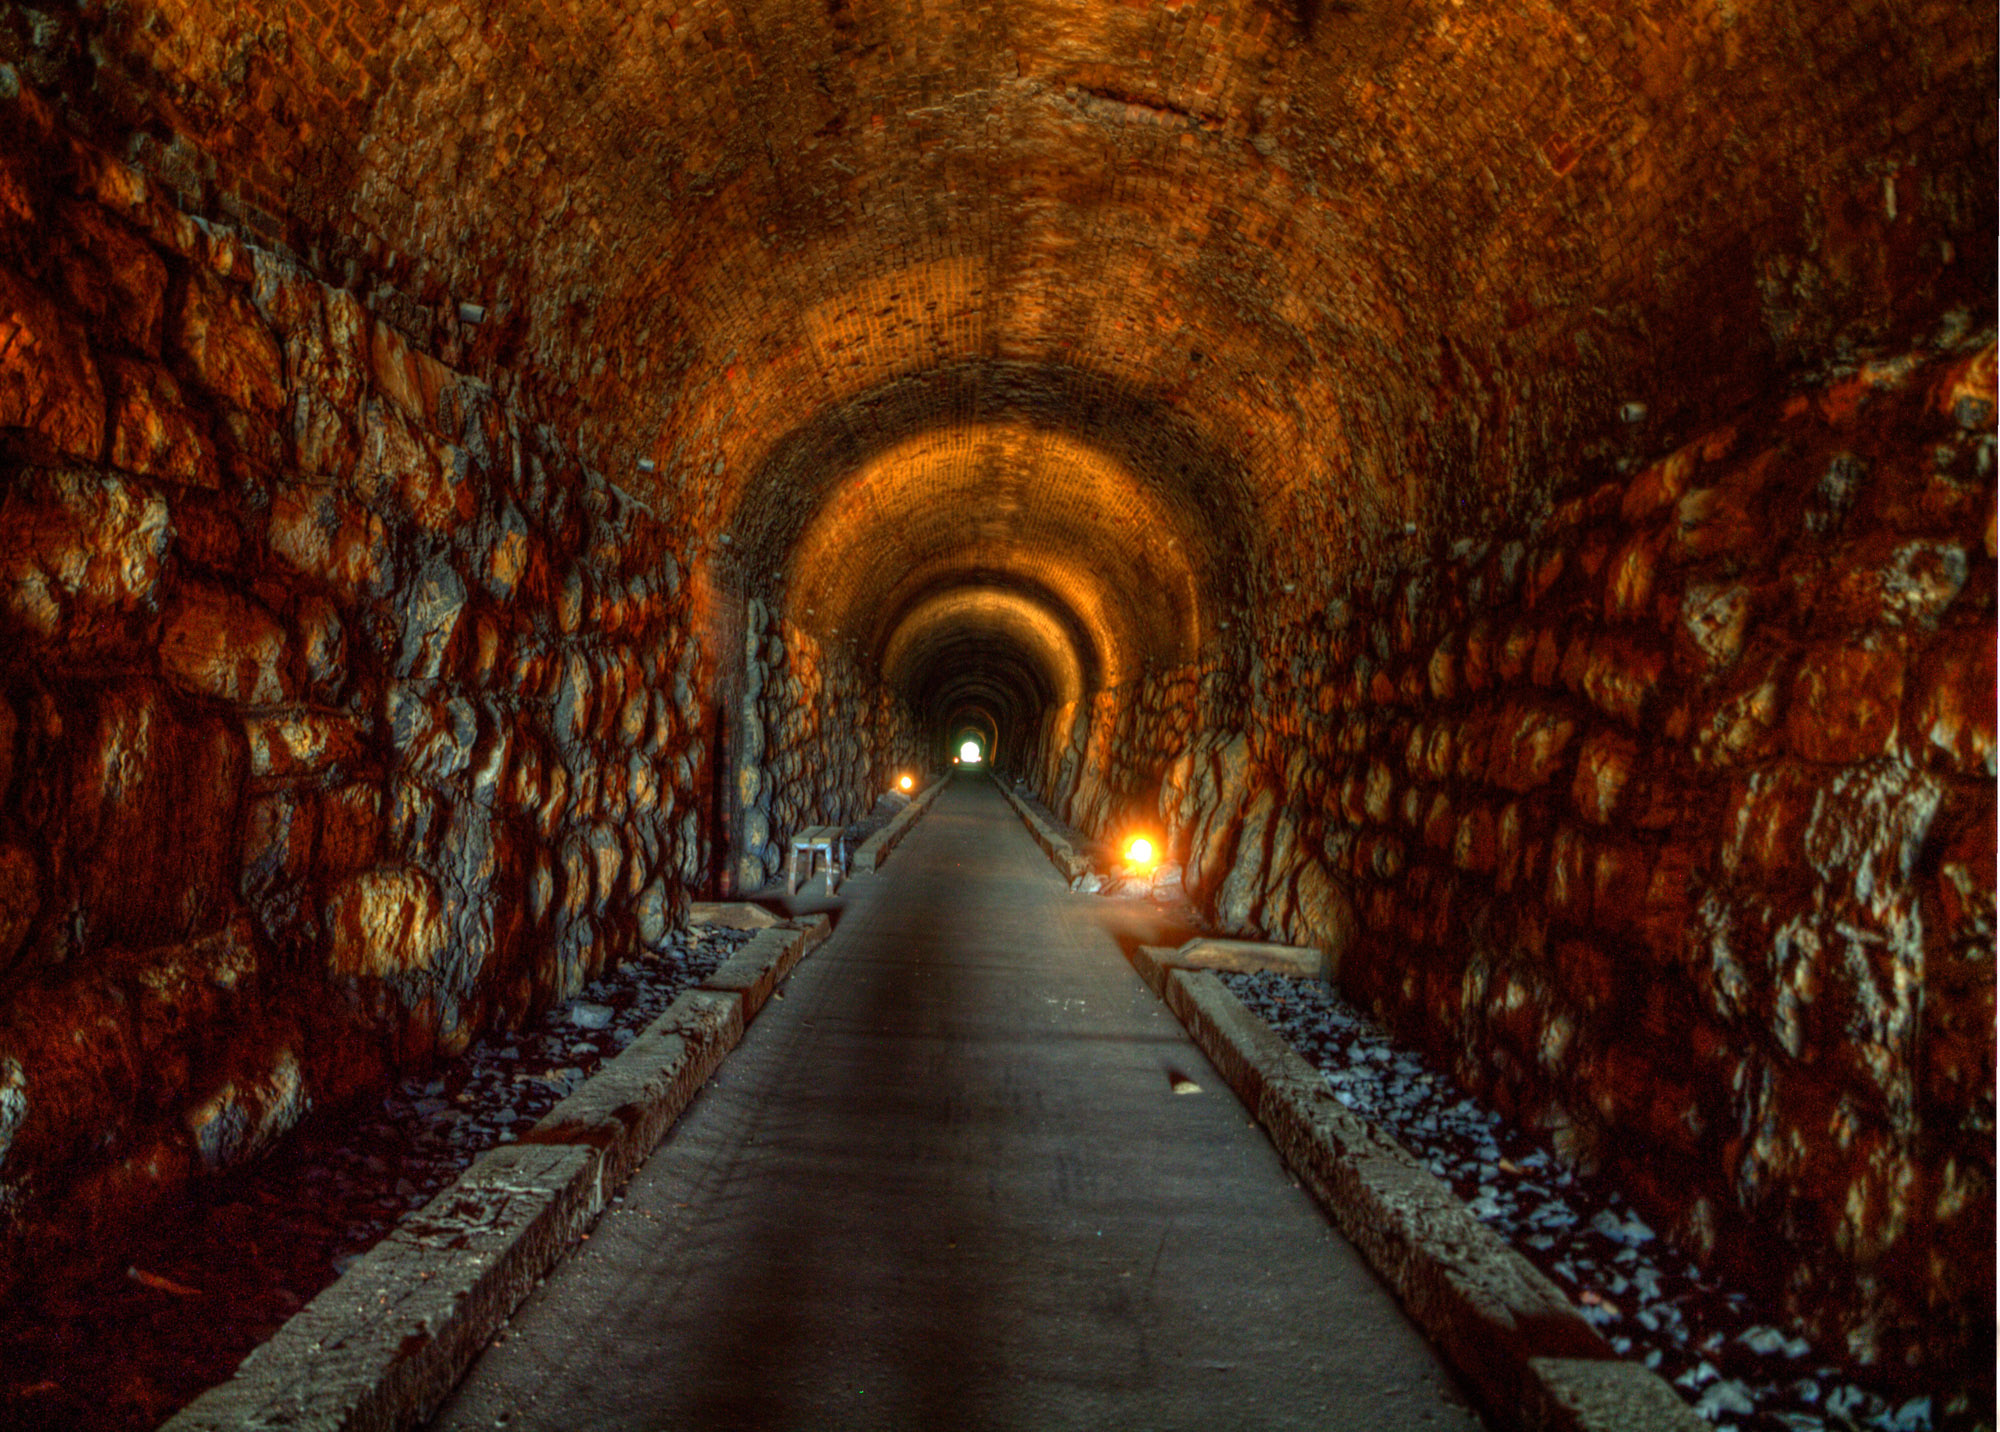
[995,778,1090,881]
[698,913,829,1020]
[1126,945,1706,1432]
[686,900,785,929]
[164,923,831,1432]
[852,774,950,872]
[1173,936,1332,983]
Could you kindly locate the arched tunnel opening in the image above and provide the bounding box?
[0,1,1992,1426]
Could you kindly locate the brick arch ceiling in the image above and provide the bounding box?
[762,412,1208,723]
[945,708,1001,757]
[47,0,1994,696]
[882,585,1091,749]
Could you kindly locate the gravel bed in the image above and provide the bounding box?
[1224,969,1984,1432]
[0,925,754,1432]
[841,791,905,853]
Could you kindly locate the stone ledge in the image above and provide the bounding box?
[1132,953,1707,1432]
[515,988,745,1190]
[852,775,949,872]
[1174,936,1332,982]
[164,926,832,1432]
[163,1141,601,1432]
[699,914,830,1020]
[686,901,785,929]
[1526,1357,1718,1431]
[995,779,1091,882]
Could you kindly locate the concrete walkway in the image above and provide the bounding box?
[432,776,1485,1431]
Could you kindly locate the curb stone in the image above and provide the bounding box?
[687,901,785,929]
[1130,945,1707,1432]
[515,988,744,1191]
[1173,935,1332,983]
[164,917,830,1432]
[852,774,949,872]
[700,914,830,1020]
[994,779,1091,881]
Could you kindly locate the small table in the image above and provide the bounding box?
[787,824,847,895]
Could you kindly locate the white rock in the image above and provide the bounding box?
[1884,1396,1933,1431]
[1739,1325,1790,1355]
[1675,1359,1720,1391]
[1694,1378,1756,1417]
[1590,1208,1656,1246]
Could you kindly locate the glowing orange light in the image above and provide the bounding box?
[1125,837,1157,868]
[898,775,914,792]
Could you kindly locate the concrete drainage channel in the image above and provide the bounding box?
[165,777,948,1432]
[998,786,1705,1432]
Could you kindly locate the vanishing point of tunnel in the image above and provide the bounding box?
[0,1,1993,1428]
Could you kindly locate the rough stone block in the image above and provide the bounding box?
[56,197,168,357]
[169,265,284,416]
[70,682,244,945]
[245,709,366,781]
[104,355,218,487]
[323,866,447,982]
[0,467,168,649]
[1785,640,1904,763]
[1174,935,1332,982]
[268,481,390,593]
[519,987,744,1189]
[686,900,783,930]
[1570,729,1637,825]
[160,581,293,706]
[1525,1357,1713,1432]
[1490,704,1577,793]
[0,267,105,461]
[1579,634,1665,726]
[1677,582,1752,670]
[699,915,828,1019]
[1909,628,1996,775]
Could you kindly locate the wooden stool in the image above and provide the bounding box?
[787,824,847,895]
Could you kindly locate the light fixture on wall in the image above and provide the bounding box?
[898,774,914,792]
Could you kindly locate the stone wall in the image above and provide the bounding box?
[1033,336,1996,1378]
[0,95,705,1278]
[1027,664,1230,842]
[730,598,921,892]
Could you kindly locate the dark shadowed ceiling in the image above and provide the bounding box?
[15,0,1991,741]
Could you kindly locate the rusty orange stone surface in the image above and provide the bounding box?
[0,0,1989,1419]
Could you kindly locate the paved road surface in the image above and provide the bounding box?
[433,774,1485,1431]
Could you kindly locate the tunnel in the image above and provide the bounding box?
[0,0,1993,1427]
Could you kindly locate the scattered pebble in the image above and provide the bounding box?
[1224,970,1981,1432]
